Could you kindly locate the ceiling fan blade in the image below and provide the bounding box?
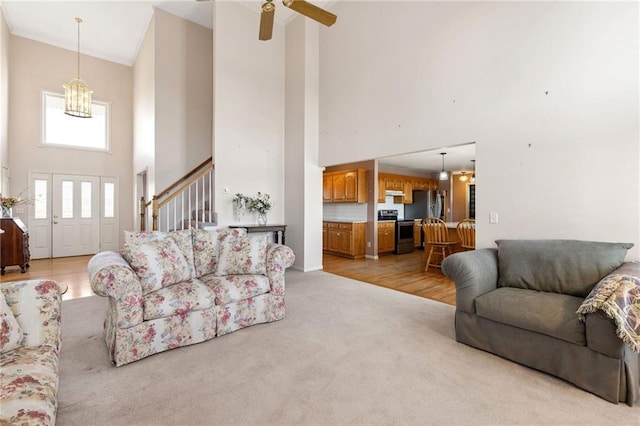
[282,0,337,27]
[259,1,276,41]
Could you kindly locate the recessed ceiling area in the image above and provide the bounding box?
[378,142,476,174]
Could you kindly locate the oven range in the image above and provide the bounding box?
[377,209,415,254]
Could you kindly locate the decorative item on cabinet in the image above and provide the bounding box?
[322,169,368,203]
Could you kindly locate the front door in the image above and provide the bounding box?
[52,174,101,257]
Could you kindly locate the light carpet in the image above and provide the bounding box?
[57,270,639,425]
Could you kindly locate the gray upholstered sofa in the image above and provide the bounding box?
[442,239,639,405]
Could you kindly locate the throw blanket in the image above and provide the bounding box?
[577,274,640,353]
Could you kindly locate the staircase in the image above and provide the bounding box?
[140,157,216,231]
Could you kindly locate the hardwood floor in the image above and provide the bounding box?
[0,249,457,305]
[323,249,456,305]
[0,255,94,301]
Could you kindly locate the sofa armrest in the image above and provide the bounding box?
[265,243,295,296]
[442,248,499,314]
[1,279,62,350]
[88,251,144,328]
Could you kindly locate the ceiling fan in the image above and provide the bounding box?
[259,0,337,41]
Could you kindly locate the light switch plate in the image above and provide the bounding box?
[490,212,499,224]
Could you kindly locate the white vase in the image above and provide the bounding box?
[257,212,267,226]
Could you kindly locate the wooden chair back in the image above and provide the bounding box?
[422,217,451,244]
[456,219,476,249]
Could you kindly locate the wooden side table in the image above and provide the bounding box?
[229,224,287,245]
[0,217,30,275]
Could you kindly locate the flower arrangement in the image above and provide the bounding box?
[0,191,33,209]
[233,192,272,214]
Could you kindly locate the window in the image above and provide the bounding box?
[104,182,115,218]
[42,91,110,151]
[34,179,48,219]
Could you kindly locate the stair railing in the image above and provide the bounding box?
[140,157,215,231]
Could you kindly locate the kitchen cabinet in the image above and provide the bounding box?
[0,217,30,275]
[377,176,386,203]
[322,222,328,250]
[322,175,333,202]
[323,222,366,258]
[413,220,422,248]
[323,169,367,203]
[378,173,436,205]
[403,181,413,204]
[377,221,395,254]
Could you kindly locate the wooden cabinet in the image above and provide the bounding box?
[323,222,366,258]
[0,217,30,274]
[322,175,333,202]
[377,176,386,203]
[322,222,328,250]
[403,181,413,204]
[413,220,422,248]
[377,221,396,254]
[323,169,367,203]
[377,173,438,204]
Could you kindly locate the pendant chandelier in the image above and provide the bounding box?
[459,171,468,182]
[63,17,93,118]
[439,153,449,181]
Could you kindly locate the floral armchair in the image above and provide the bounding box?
[88,228,295,366]
[1,279,62,425]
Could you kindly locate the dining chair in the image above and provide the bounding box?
[422,217,457,271]
[456,219,476,250]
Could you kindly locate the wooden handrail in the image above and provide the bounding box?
[157,164,214,209]
[155,157,213,200]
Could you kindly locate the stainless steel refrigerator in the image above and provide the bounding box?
[404,190,437,220]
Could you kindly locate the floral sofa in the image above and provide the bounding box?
[88,228,295,366]
[0,279,62,425]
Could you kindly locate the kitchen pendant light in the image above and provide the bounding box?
[63,17,93,118]
[439,153,449,181]
[470,160,476,183]
[459,171,468,182]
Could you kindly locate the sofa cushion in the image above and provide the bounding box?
[124,229,196,278]
[496,239,633,297]
[142,279,215,321]
[475,287,586,345]
[123,230,166,245]
[215,234,268,276]
[0,293,24,353]
[0,345,59,426]
[123,239,193,295]
[192,228,247,278]
[199,274,271,305]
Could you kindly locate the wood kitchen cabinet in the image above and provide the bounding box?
[377,173,438,204]
[377,221,395,255]
[413,220,422,248]
[0,217,30,275]
[377,176,386,203]
[323,169,367,203]
[323,221,366,258]
[322,175,333,202]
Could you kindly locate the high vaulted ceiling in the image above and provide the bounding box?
[0,0,331,66]
[1,0,474,174]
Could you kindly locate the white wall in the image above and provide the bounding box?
[285,16,323,271]
[213,1,285,227]
[133,15,156,215]
[154,8,212,192]
[8,35,134,234]
[318,1,639,259]
[0,9,9,194]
